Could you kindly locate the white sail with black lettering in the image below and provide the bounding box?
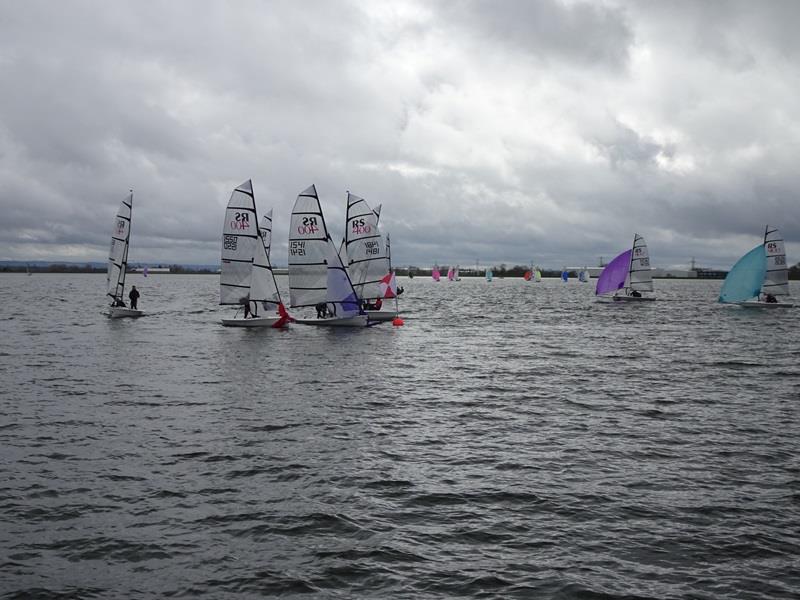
[627,233,653,292]
[260,208,273,260]
[344,192,388,300]
[763,225,789,296]
[220,180,258,305]
[107,191,133,302]
[288,185,330,307]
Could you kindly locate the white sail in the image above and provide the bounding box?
[326,237,361,317]
[288,185,330,307]
[220,180,258,305]
[344,192,389,300]
[250,227,282,311]
[260,208,273,259]
[107,191,133,301]
[763,225,789,296]
[628,233,653,292]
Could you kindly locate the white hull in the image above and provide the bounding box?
[365,309,396,322]
[613,295,656,302]
[738,300,794,309]
[294,314,370,327]
[108,307,144,319]
[221,316,286,328]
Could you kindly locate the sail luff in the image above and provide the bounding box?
[260,208,273,259]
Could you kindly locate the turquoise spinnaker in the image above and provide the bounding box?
[718,245,766,303]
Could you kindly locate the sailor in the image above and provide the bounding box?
[243,301,252,318]
[316,302,329,318]
[112,297,126,307]
[128,285,140,309]
[630,290,642,298]
[765,293,778,303]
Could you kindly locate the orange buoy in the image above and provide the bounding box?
[392,317,404,326]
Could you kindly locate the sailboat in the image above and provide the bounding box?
[534,267,542,282]
[454,265,461,281]
[578,267,590,283]
[719,225,794,308]
[561,269,569,282]
[485,267,493,282]
[342,192,392,321]
[107,191,143,318]
[432,265,441,282]
[447,266,455,281]
[595,233,655,301]
[220,180,289,327]
[288,185,370,326]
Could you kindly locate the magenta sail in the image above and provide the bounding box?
[595,249,632,296]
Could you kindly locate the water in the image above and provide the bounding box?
[1,274,799,599]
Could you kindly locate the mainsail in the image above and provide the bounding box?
[107,191,133,302]
[627,233,653,292]
[432,266,441,282]
[343,192,388,300]
[220,180,259,305]
[288,185,330,307]
[763,225,789,296]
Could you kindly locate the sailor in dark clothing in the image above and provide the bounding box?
[112,298,126,307]
[630,290,642,298]
[765,293,778,303]
[128,286,140,309]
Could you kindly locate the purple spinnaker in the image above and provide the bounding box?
[595,249,632,296]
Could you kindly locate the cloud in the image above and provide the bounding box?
[0,0,798,271]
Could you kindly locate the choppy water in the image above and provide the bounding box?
[1,273,799,599]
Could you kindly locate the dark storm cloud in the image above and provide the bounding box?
[0,0,798,270]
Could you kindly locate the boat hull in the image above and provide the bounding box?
[108,307,144,319]
[294,314,370,327]
[365,309,396,322]
[221,316,287,327]
[738,300,794,309]
[612,295,656,302]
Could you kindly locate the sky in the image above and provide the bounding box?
[1,0,798,269]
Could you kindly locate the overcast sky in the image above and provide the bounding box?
[1,0,798,269]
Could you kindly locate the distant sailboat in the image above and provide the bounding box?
[561,269,569,282]
[486,268,493,282]
[288,185,370,326]
[447,266,455,281]
[454,265,461,281]
[534,267,542,282]
[432,265,441,282]
[220,180,289,328]
[107,191,143,318]
[595,233,655,301]
[719,225,793,308]
[578,267,590,283]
